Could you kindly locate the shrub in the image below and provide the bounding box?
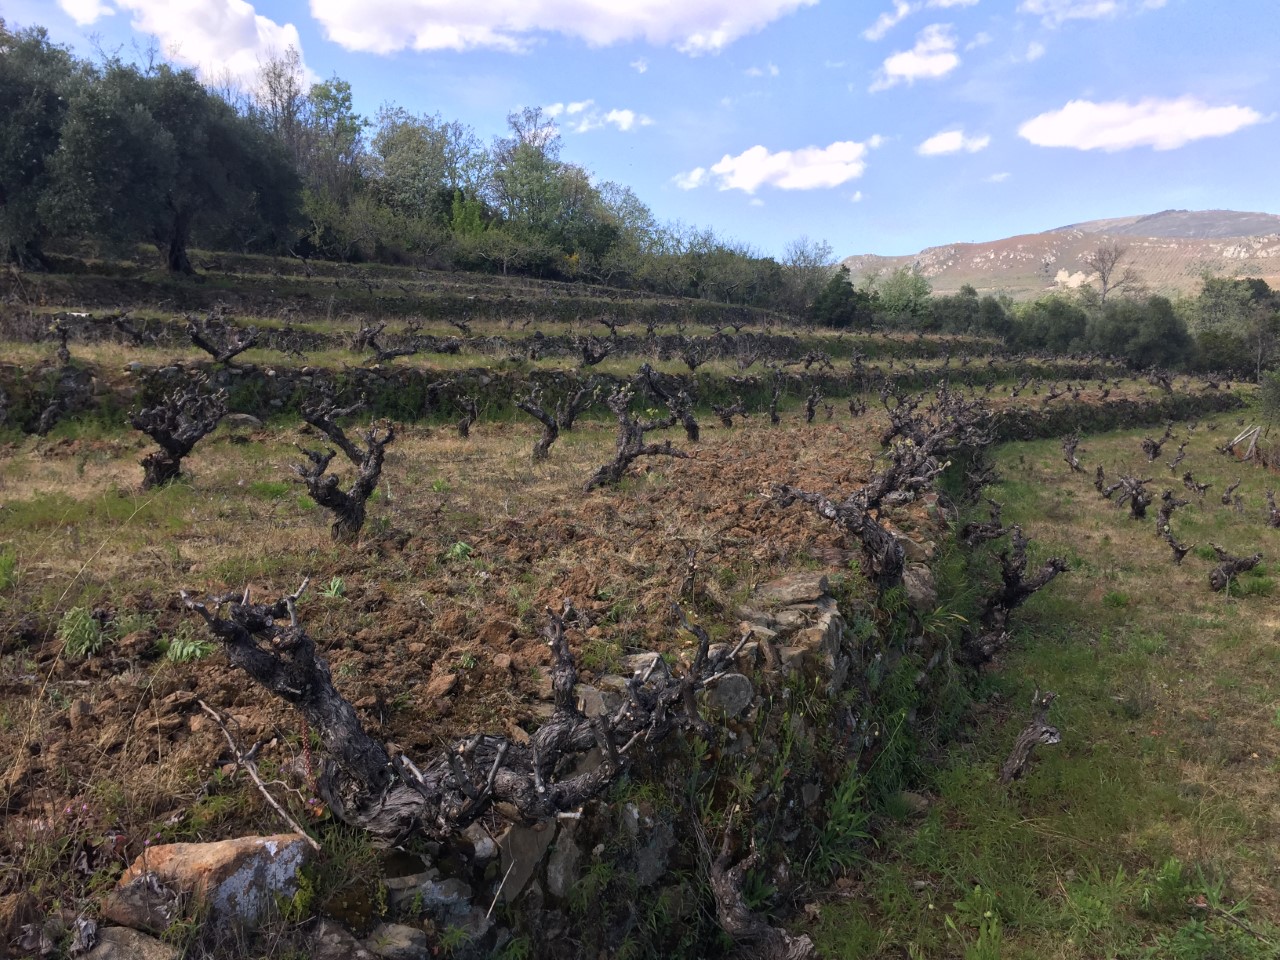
[59,606,105,658]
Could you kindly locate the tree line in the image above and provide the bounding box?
[0,22,839,313]
[2,18,1276,376]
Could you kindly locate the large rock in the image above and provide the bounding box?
[902,564,937,611]
[545,822,582,901]
[83,927,178,960]
[753,573,829,607]
[363,922,428,960]
[705,672,754,718]
[113,834,312,926]
[496,821,556,903]
[310,920,379,960]
[101,872,181,933]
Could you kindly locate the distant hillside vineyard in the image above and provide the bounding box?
[842,209,1280,299]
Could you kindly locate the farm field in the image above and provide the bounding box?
[0,257,1268,959]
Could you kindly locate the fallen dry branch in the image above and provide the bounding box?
[196,699,322,852]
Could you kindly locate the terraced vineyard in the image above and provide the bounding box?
[0,257,1265,960]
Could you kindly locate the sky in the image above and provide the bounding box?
[8,0,1279,259]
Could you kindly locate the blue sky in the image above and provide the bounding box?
[9,0,1279,258]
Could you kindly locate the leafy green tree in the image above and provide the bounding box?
[0,22,87,265]
[1013,296,1088,353]
[872,266,932,327]
[1186,275,1279,380]
[780,236,835,317]
[369,107,489,224]
[810,265,877,329]
[50,62,298,272]
[1086,296,1195,369]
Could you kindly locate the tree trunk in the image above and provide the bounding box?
[140,451,182,489]
[159,209,195,275]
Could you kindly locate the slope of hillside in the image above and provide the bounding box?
[843,209,1280,300]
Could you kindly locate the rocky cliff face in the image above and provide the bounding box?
[842,209,1280,299]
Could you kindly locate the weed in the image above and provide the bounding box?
[59,606,105,657]
[445,541,473,562]
[807,766,873,882]
[0,545,17,589]
[321,576,346,598]
[165,622,215,663]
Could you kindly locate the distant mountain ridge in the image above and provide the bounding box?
[842,209,1280,300]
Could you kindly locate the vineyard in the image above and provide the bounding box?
[0,256,1275,960]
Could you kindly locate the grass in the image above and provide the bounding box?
[813,415,1280,958]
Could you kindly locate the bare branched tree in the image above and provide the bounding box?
[584,386,689,491]
[292,400,394,541]
[1082,240,1142,304]
[188,311,259,365]
[1208,544,1262,592]
[130,380,227,488]
[516,381,597,461]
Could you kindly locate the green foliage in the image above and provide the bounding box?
[59,605,105,657]
[0,545,17,589]
[47,60,298,272]
[810,265,878,329]
[321,575,346,598]
[807,767,873,881]
[164,622,215,663]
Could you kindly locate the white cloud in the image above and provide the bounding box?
[677,137,881,194]
[549,100,653,132]
[674,167,708,190]
[68,0,310,86]
[1018,0,1119,26]
[917,128,990,154]
[863,0,914,41]
[870,24,959,91]
[749,197,765,207]
[309,0,818,55]
[850,190,864,202]
[965,30,992,49]
[745,62,781,77]
[1019,96,1266,151]
[630,58,649,73]
[58,0,114,25]
[863,0,976,40]
[1025,40,1046,60]
[985,171,1011,182]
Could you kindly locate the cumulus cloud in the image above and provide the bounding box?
[1025,40,1046,60]
[850,190,864,202]
[917,128,990,154]
[870,24,960,91]
[674,167,708,190]
[985,171,1011,182]
[309,0,818,55]
[1018,96,1266,151]
[548,100,653,132]
[630,58,649,73]
[58,0,114,25]
[676,137,881,194]
[965,30,992,49]
[63,0,309,85]
[745,62,781,77]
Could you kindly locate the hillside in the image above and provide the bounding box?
[843,208,1280,300]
